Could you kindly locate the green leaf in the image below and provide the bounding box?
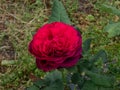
[81,81,98,90]
[99,87,113,90]
[45,70,62,82]
[71,73,84,88]
[26,85,39,90]
[77,59,91,71]
[26,70,64,90]
[97,4,120,16]
[71,73,80,84]
[90,50,108,63]
[43,70,64,90]
[85,70,115,87]
[43,80,63,90]
[33,79,46,88]
[104,22,120,37]
[67,66,78,73]
[49,0,71,24]
[83,38,92,53]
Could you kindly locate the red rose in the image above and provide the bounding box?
[29,22,82,72]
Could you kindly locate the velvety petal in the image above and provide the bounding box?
[36,58,58,72]
[59,55,82,67]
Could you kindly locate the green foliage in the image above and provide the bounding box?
[66,66,78,73]
[49,0,71,24]
[90,49,108,63]
[81,81,98,90]
[81,81,113,90]
[83,38,92,54]
[97,4,120,16]
[71,73,81,84]
[77,50,114,90]
[65,38,115,90]
[86,15,95,21]
[97,3,120,37]
[26,85,39,90]
[68,38,115,89]
[86,70,115,87]
[45,70,62,81]
[26,70,64,90]
[104,22,120,37]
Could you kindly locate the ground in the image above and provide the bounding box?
[0,0,120,90]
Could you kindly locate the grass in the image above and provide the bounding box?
[0,0,47,89]
[0,0,120,89]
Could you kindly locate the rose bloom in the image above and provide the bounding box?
[29,22,82,72]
